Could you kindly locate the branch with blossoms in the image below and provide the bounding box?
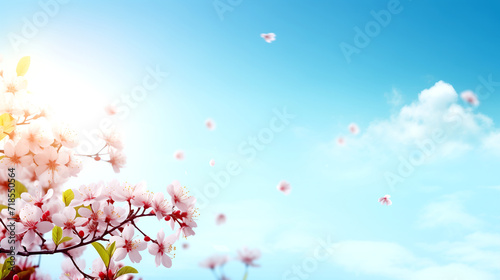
[200,248,261,280]
[0,180,198,279]
[0,57,199,280]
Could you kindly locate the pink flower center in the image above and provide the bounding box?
[47,160,58,171]
[6,84,16,93]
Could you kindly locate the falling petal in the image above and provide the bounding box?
[348,123,360,135]
[174,150,185,160]
[277,180,291,195]
[104,104,117,116]
[378,194,392,206]
[216,213,226,225]
[261,33,276,43]
[205,119,216,130]
[460,90,479,106]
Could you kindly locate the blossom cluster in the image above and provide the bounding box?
[200,247,261,280]
[0,57,198,280]
[0,57,126,203]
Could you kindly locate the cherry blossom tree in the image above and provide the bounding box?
[0,57,199,280]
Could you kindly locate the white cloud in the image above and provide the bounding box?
[330,240,496,280]
[419,231,500,271]
[334,81,495,160]
[409,263,495,280]
[415,195,482,229]
[482,132,500,155]
[331,240,427,278]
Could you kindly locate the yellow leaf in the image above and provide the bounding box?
[16,56,31,76]
[0,113,15,141]
[62,189,74,206]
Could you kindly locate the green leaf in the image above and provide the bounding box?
[62,189,74,206]
[92,242,110,267]
[107,241,116,258]
[243,272,248,280]
[16,56,31,76]
[114,266,138,279]
[0,205,7,211]
[52,226,63,245]
[1,259,14,280]
[60,236,73,244]
[14,180,28,199]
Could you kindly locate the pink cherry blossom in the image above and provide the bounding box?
[53,123,79,148]
[173,150,184,160]
[461,90,479,106]
[216,213,226,225]
[151,192,172,221]
[33,146,69,180]
[277,180,291,195]
[60,258,85,280]
[148,229,177,268]
[65,152,82,177]
[71,182,104,207]
[78,202,106,231]
[22,121,53,153]
[237,247,261,267]
[16,204,54,246]
[378,194,392,206]
[52,206,86,235]
[1,73,28,95]
[110,225,147,263]
[102,204,127,226]
[1,140,32,168]
[261,33,276,43]
[200,254,229,269]
[205,119,216,130]
[209,159,215,167]
[100,129,123,150]
[337,137,345,146]
[90,258,119,279]
[130,182,154,208]
[108,148,126,173]
[167,180,196,212]
[20,183,53,207]
[112,182,142,203]
[348,123,360,135]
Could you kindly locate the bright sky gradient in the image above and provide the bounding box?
[1,1,500,279]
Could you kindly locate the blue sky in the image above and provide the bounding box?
[1,0,500,279]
